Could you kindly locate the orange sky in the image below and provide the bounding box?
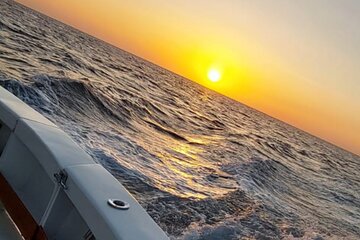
[17,0,360,155]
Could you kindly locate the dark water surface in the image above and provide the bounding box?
[1,1,359,239]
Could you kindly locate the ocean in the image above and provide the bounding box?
[1,1,359,239]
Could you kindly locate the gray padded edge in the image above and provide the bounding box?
[14,119,97,179]
[0,86,56,129]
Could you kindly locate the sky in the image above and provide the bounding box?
[17,0,360,155]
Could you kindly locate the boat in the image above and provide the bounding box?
[0,86,169,239]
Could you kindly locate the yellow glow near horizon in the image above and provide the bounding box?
[208,69,221,82]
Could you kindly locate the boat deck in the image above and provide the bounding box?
[0,201,23,240]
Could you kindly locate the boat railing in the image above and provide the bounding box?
[0,86,168,240]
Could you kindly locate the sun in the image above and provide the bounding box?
[208,69,221,82]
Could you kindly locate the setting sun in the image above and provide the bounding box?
[208,69,221,82]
